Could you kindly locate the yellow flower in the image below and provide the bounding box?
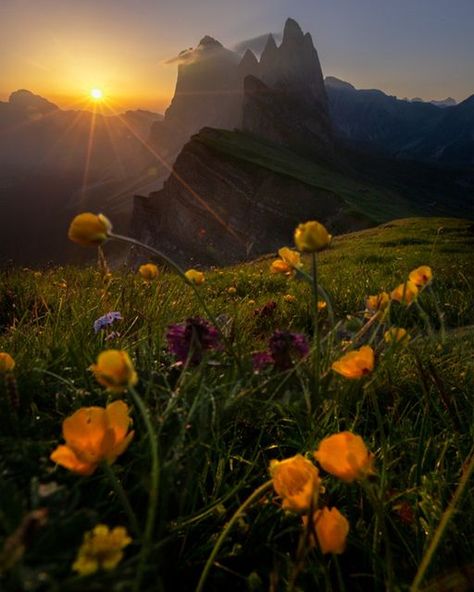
[90,350,138,393]
[384,327,410,344]
[390,281,418,304]
[72,524,132,575]
[366,292,390,315]
[283,294,297,303]
[185,269,205,285]
[409,265,433,287]
[270,454,321,513]
[0,352,15,373]
[68,213,112,247]
[314,432,374,482]
[317,300,327,311]
[303,507,350,554]
[138,263,159,281]
[50,401,134,476]
[270,247,302,276]
[279,247,303,269]
[331,345,374,379]
[227,286,237,295]
[294,221,332,252]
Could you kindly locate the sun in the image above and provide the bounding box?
[90,88,103,100]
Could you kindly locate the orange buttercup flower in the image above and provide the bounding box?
[50,401,134,475]
[283,294,297,303]
[303,507,350,554]
[68,213,112,247]
[366,292,390,315]
[314,432,374,482]
[409,265,433,287]
[0,352,15,373]
[138,263,159,281]
[331,346,374,379]
[270,247,302,276]
[317,300,327,311]
[390,281,418,305]
[185,269,205,285]
[294,221,331,253]
[384,327,410,344]
[270,454,321,513]
[90,350,138,393]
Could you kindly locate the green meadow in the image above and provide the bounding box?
[0,216,473,591]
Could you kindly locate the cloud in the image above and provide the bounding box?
[163,47,197,66]
[233,33,282,56]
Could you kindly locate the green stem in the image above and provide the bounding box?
[102,462,140,538]
[364,481,395,592]
[411,451,474,591]
[129,386,160,592]
[195,480,272,592]
[311,253,320,409]
[109,232,244,373]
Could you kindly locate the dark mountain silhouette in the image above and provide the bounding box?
[0,90,162,264]
[325,77,474,166]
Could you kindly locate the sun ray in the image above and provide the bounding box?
[101,97,244,246]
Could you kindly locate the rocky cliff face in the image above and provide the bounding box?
[149,18,334,165]
[242,19,333,158]
[132,128,364,266]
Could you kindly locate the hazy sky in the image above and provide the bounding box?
[1,0,473,112]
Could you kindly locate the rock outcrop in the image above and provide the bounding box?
[242,18,333,158]
[132,128,366,267]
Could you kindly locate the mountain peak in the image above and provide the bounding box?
[282,18,304,44]
[9,89,58,112]
[198,35,223,49]
[325,76,356,91]
[239,49,259,77]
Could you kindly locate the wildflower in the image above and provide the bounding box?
[332,345,374,379]
[283,294,296,303]
[317,300,327,311]
[269,330,309,370]
[409,265,433,287]
[270,247,302,276]
[294,221,331,252]
[93,312,123,334]
[0,352,15,373]
[68,213,112,247]
[314,432,374,482]
[185,269,205,285]
[365,292,390,316]
[390,281,418,305]
[254,300,277,318]
[138,263,159,281]
[50,401,134,475]
[303,507,349,554]
[166,317,220,365]
[90,350,138,393]
[72,524,132,575]
[270,455,321,513]
[227,286,237,295]
[252,351,274,371]
[384,327,410,344]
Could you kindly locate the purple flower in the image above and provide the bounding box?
[269,330,309,370]
[94,311,123,334]
[166,317,221,365]
[252,331,309,372]
[252,351,273,372]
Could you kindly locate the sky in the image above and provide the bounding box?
[1,0,473,112]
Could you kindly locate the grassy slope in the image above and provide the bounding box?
[197,129,472,224]
[0,217,473,591]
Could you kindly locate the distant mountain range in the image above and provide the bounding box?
[325,77,474,166]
